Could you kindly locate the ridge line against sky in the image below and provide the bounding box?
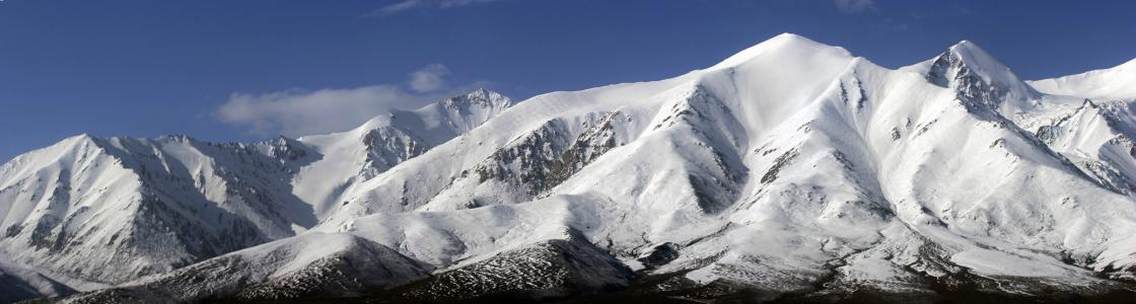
[1,0,1135,162]
[214,63,493,137]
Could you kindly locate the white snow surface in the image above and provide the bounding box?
[318,34,1136,293]
[8,34,1136,301]
[292,88,511,219]
[0,90,509,299]
[1030,58,1136,101]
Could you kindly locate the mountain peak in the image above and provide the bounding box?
[949,39,978,49]
[770,32,809,42]
[21,36,1136,303]
[903,39,1038,107]
[466,87,502,98]
[65,133,95,143]
[56,133,104,152]
[343,89,513,136]
[443,88,512,109]
[156,134,197,143]
[944,40,1008,74]
[709,33,851,70]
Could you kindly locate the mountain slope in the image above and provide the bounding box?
[321,34,1136,298]
[24,34,1136,302]
[1029,58,1136,101]
[60,233,429,303]
[0,134,316,284]
[0,90,510,302]
[292,88,511,218]
[0,258,76,304]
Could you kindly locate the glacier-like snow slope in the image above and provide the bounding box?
[62,34,1136,302]
[1021,57,1136,196]
[1030,58,1136,102]
[292,88,512,218]
[0,134,321,285]
[0,90,510,301]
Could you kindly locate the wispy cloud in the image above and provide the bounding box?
[216,64,482,136]
[377,0,503,16]
[216,85,416,136]
[833,0,875,14]
[409,63,450,93]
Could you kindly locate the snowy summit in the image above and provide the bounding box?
[4,33,1136,303]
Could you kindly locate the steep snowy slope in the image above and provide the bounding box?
[0,90,510,299]
[292,88,512,218]
[320,34,1136,298]
[320,33,854,224]
[63,33,1136,303]
[0,134,319,285]
[1020,58,1136,195]
[1030,58,1136,101]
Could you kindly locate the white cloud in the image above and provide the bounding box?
[216,85,419,136]
[378,0,503,15]
[216,63,475,136]
[409,63,450,93]
[380,0,424,14]
[833,0,875,13]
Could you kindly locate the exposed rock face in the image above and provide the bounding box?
[397,236,635,302]
[13,34,1136,303]
[58,233,430,303]
[0,90,511,302]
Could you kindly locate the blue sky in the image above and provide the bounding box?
[2,0,1134,162]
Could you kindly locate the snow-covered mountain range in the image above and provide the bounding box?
[5,34,1136,303]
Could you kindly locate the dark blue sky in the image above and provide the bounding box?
[2,0,1135,161]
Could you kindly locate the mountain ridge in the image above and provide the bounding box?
[1029,57,1136,101]
[0,89,511,292]
[5,34,1136,303]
